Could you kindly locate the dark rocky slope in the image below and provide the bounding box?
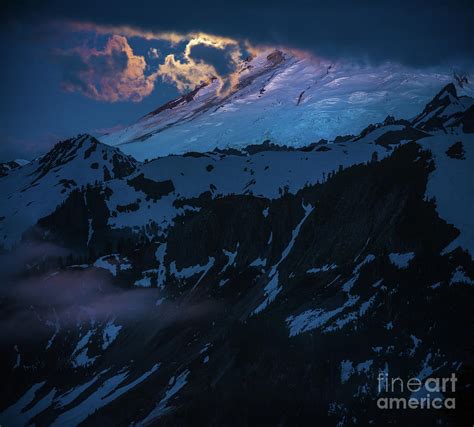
[0,142,472,426]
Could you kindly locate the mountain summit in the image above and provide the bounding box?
[101,50,472,160]
[412,83,474,132]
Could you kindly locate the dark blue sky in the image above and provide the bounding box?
[1,0,473,161]
[0,26,181,160]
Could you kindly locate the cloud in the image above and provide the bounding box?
[0,268,157,345]
[0,240,155,344]
[155,32,245,93]
[0,265,217,347]
[55,24,251,100]
[157,53,216,92]
[66,20,185,44]
[73,23,249,84]
[0,238,220,346]
[3,0,474,67]
[54,34,158,102]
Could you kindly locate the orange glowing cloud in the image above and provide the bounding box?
[157,53,218,92]
[67,21,185,44]
[157,32,245,93]
[56,21,270,101]
[56,34,158,102]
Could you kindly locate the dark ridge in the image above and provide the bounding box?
[144,81,211,119]
[411,83,459,130]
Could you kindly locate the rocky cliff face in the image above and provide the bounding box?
[0,86,473,426]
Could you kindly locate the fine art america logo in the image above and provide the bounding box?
[377,373,457,410]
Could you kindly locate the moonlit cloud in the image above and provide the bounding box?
[157,33,245,93]
[67,21,185,44]
[56,22,257,101]
[5,1,474,67]
[157,53,217,92]
[55,34,158,102]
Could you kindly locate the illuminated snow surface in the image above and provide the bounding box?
[102,50,473,160]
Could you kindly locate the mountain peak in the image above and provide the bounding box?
[425,83,459,110]
[31,134,137,184]
[101,54,472,162]
[411,82,468,131]
[439,82,458,98]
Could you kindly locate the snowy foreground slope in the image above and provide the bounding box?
[102,49,473,160]
[0,84,473,426]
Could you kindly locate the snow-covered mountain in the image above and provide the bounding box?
[0,136,137,248]
[102,49,473,160]
[0,83,473,426]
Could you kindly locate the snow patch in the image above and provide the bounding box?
[249,257,266,267]
[137,369,190,424]
[102,321,122,350]
[450,267,474,286]
[389,252,415,269]
[52,364,160,426]
[286,294,359,336]
[307,263,337,274]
